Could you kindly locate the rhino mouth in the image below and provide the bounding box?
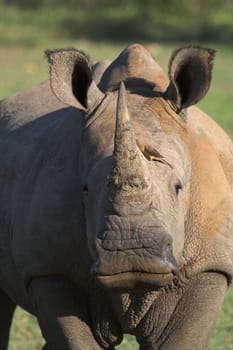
[92,270,174,291]
[92,235,178,290]
[91,261,178,291]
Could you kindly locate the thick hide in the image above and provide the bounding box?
[0,43,232,350]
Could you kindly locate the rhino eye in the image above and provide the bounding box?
[82,185,89,194]
[175,181,183,195]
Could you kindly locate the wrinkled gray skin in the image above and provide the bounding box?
[0,44,233,350]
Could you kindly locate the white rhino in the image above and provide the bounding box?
[0,44,232,350]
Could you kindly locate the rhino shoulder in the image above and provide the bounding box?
[0,81,65,123]
[187,105,233,190]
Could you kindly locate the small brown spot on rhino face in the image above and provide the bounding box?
[136,137,173,167]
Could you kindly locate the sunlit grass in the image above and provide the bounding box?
[208,287,233,350]
[9,308,44,350]
[0,41,232,133]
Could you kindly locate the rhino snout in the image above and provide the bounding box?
[91,232,179,278]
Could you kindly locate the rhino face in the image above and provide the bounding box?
[47,44,215,290]
[80,86,191,290]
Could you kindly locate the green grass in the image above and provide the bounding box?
[0,1,232,44]
[1,37,233,350]
[1,41,232,132]
[9,308,44,350]
[208,287,233,350]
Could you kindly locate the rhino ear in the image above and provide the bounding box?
[46,49,105,111]
[166,46,215,112]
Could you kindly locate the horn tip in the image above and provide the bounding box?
[119,80,126,90]
[117,81,129,124]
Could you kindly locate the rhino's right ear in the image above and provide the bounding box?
[165,46,215,113]
[45,49,105,111]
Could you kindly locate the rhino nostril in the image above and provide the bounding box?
[91,260,100,274]
[163,245,179,274]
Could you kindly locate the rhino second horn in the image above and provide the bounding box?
[108,82,150,200]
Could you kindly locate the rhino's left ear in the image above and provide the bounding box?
[46,49,105,111]
[166,46,215,112]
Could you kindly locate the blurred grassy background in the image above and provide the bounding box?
[0,0,232,44]
[0,0,232,349]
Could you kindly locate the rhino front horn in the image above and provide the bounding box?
[108,82,150,200]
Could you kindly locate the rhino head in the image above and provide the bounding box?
[46,44,215,290]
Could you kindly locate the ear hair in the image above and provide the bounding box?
[168,45,215,83]
[166,45,216,113]
[45,48,92,109]
[45,48,90,64]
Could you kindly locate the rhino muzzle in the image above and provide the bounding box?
[91,225,179,290]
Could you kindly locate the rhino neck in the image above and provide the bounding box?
[88,289,162,347]
[109,290,160,333]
